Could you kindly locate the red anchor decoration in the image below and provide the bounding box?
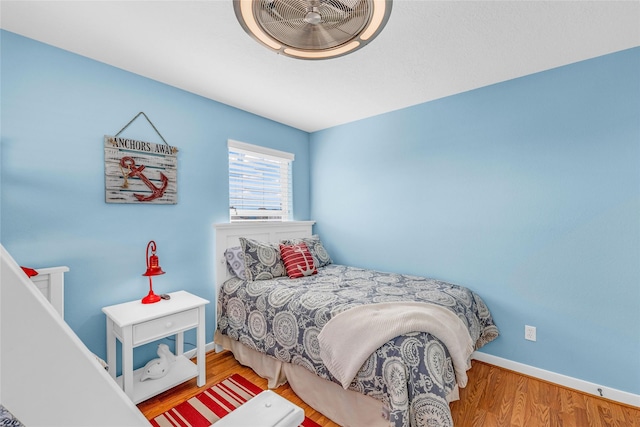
[120,156,169,202]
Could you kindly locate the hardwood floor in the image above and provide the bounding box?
[137,350,338,426]
[138,350,640,426]
[449,362,639,427]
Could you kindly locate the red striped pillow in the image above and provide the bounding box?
[279,242,317,279]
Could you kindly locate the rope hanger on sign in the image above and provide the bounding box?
[114,112,176,152]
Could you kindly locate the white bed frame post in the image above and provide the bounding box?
[30,266,69,318]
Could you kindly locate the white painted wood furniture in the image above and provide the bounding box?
[102,290,209,403]
[30,266,69,318]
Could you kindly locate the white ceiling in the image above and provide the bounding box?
[1,1,639,132]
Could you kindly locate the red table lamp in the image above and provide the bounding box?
[142,240,165,304]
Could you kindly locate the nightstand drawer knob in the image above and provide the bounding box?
[165,321,173,328]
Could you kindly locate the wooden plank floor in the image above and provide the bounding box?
[138,350,640,426]
[449,361,639,427]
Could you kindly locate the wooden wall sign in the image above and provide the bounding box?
[104,135,178,204]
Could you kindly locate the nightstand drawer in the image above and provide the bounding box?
[133,308,199,345]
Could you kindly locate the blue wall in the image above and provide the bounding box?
[2,29,639,395]
[310,47,640,394]
[0,31,310,370]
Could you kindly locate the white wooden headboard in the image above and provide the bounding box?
[30,266,69,318]
[214,221,315,292]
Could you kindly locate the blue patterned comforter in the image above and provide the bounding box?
[217,264,498,427]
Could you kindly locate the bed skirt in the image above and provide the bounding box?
[215,331,390,427]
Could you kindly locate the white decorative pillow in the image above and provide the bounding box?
[224,246,246,280]
[239,237,286,281]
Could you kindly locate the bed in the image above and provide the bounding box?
[214,221,498,427]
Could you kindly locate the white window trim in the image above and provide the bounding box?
[228,140,294,162]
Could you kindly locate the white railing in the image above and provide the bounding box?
[0,245,149,427]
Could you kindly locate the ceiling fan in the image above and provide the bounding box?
[234,0,393,60]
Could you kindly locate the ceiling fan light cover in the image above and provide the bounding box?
[234,0,392,60]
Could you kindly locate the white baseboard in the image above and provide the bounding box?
[472,351,640,408]
[185,343,639,408]
[183,341,218,360]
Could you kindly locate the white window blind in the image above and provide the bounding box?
[228,140,294,222]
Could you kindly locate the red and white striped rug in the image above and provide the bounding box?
[150,373,320,427]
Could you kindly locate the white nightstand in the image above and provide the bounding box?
[102,290,209,403]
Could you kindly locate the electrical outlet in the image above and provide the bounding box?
[525,325,537,341]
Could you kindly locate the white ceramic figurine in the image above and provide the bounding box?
[140,343,176,381]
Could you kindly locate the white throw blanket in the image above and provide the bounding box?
[317,302,475,390]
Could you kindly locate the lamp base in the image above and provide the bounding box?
[142,291,162,304]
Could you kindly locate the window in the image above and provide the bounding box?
[228,140,294,222]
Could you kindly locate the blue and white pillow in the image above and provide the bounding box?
[239,237,286,281]
[224,246,246,280]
